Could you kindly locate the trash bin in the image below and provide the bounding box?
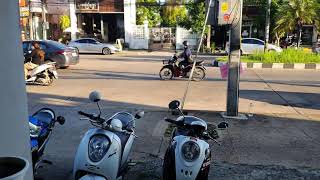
[0,157,29,180]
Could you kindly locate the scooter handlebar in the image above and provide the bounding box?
[78,111,105,123]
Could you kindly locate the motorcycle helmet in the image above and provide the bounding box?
[183,41,189,48]
[110,119,123,132]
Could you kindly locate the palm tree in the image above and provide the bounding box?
[274,0,319,48]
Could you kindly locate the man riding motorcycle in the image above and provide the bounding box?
[24,42,45,80]
[178,40,193,69]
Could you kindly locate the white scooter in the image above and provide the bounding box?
[163,100,228,180]
[26,62,58,86]
[73,91,144,180]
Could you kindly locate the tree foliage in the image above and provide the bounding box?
[161,0,187,27]
[136,0,161,27]
[274,0,320,38]
[178,0,207,34]
[59,15,70,31]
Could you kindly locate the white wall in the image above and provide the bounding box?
[130,24,149,49]
[0,1,33,179]
[176,27,200,50]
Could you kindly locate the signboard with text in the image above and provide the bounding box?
[76,0,99,12]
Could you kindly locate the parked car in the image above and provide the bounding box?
[23,40,79,68]
[68,38,119,55]
[226,38,283,55]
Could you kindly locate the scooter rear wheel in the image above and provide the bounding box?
[192,67,205,81]
[159,67,173,80]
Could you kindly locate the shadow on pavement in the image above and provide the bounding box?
[27,92,320,180]
[240,90,320,110]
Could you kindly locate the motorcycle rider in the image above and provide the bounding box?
[178,40,193,69]
[24,42,45,80]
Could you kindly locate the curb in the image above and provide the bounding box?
[208,61,320,70]
[245,63,320,70]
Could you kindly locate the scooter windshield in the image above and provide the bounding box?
[111,112,135,129]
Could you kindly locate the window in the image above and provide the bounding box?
[22,42,30,51]
[39,42,47,50]
[242,39,251,44]
[87,39,98,44]
[252,39,264,45]
[76,39,87,43]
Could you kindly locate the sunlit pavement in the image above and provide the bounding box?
[28,54,320,179]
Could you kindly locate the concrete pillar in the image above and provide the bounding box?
[70,0,78,40]
[124,0,136,46]
[0,1,33,179]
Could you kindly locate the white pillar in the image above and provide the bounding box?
[0,1,33,179]
[70,0,78,40]
[124,0,136,46]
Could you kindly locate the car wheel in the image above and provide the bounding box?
[102,48,111,55]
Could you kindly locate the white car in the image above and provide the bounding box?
[68,38,120,55]
[226,38,283,55]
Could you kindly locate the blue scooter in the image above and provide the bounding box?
[29,108,65,172]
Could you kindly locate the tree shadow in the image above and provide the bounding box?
[240,89,320,110]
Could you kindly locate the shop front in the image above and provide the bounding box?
[76,0,125,42]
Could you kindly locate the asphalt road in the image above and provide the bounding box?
[27,54,320,179]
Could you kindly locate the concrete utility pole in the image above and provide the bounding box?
[41,0,47,39]
[0,0,33,179]
[70,0,78,40]
[265,0,271,50]
[226,0,243,117]
[28,0,34,39]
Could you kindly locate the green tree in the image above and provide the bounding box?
[59,15,70,31]
[274,0,320,47]
[136,0,161,27]
[161,0,187,27]
[178,0,206,34]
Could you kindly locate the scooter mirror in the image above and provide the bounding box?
[89,91,101,102]
[217,122,229,129]
[135,111,145,119]
[57,116,65,125]
[169,100,180,110]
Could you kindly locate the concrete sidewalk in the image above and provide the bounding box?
[124,110,320,180]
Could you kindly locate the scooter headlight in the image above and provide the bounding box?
[181,141,200,162]
[88,135,110,162]
[29,122,41,138]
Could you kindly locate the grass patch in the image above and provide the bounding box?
[217,49,320,63]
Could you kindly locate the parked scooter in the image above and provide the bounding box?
[29,108,65,172]
[73,91,144,180]
[26,62,58,86]
[163,100,228,180]
[159,52,206,81]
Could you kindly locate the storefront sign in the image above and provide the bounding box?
[20,7,29,17]
[76,0,99,12]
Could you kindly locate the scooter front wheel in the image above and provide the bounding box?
[159,67,173,80]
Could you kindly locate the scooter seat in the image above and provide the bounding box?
[33,112,54,125]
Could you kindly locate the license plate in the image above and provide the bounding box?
[72,52,77,56]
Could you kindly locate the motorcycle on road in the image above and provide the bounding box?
[162,100,228,180]
[25,62,58,86]
[73,91,144,180]
[159,53,206,81]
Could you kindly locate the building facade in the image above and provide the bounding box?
[75,0,136,43]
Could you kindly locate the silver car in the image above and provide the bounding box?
[68,38,119,55]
